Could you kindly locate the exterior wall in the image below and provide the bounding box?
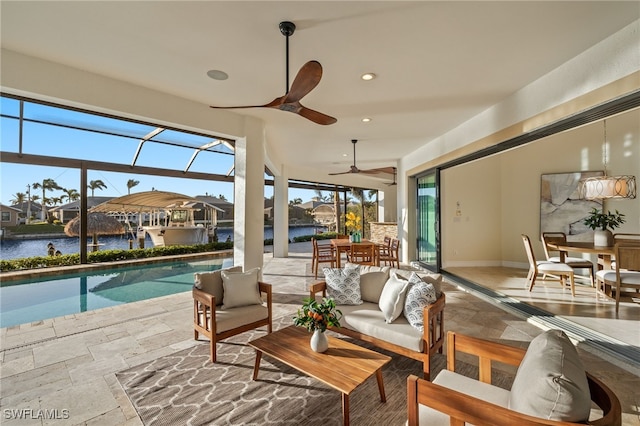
[369,222,398,244]
[0,205,22,226]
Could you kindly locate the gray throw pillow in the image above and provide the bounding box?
[221,268,263,309]
[194,266,242,305]
[403,273,437,331]
[508,329,591,422]
[323,267,363,305]
[345,263,390,303]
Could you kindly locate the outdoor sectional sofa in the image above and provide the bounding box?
[310,264,445,380]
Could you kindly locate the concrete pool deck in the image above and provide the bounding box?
[1,244,639,425]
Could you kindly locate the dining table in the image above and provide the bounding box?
[330,239,381,268]
[547,241,615,270]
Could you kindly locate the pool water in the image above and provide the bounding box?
[0,258,233,328]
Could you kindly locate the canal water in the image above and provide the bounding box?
[0,225,326,260]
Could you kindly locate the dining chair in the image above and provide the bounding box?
[347,243,376,266]
[541,232,595,287]
[595,244,640,313]
[312,237,337,278]
[379,238,400,268]
[522,234,575,296]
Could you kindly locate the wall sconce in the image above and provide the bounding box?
[579,120,637,200]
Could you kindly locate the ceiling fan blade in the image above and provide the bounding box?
[283,61,323,103]
[328,170,353,176]
[297,105,337,125]
[359,166,397,175]
[210,96,284,110]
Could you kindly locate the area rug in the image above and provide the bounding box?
[116,316,514,426]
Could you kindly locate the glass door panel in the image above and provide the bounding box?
[417,171,439,271]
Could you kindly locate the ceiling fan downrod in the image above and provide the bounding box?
[279,21,296,94]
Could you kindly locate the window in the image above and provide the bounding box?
[1,212,11,222]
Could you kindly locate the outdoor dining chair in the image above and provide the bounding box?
[312,237,337,278]
[347,243,376,266]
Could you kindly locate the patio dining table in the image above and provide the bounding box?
[330,239,381,268]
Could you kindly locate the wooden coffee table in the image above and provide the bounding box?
[248,325,391,426]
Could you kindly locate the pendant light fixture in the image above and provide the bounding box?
[579,120,636,200]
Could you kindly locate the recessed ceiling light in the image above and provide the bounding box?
[362,117,372,123]
[207,70,229,80]
[361,73,376,81]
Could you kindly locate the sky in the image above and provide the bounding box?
[0,97,320,206]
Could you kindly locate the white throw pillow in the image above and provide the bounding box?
[323,267,362,305]
[394,269,443,297]
[508,329,591,422]
[403,273,437,331]
[378,272,410,323]
[221,268,263,309]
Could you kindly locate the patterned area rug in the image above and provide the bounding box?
[116,316,513,425]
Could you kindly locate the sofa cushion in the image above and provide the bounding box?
[345,263,390,303]
[221,268,263,309]
[323,267,363,305]
[339,303,424,352]
[403,274,437,331]
[394,269,443,297]
[194,266,242,305]
[378,272,410,323]
[508,329,591,422]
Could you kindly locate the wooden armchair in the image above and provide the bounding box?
[407,331,621,425]
[193,267,272,362]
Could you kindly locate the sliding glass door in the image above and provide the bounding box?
[416,170,439,271]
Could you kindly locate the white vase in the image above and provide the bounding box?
[594,230,613,247]
[310,329,328,353]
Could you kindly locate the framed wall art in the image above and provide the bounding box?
[540,171,603,242]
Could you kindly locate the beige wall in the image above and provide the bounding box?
[441,108,640,269]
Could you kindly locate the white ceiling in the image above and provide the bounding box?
[2,1,638,181]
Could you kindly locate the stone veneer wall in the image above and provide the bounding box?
[369,222,398,244]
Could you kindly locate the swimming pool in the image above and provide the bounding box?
[0,257,233,328]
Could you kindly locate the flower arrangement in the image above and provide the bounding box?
[344,211,362,235]
[293,297,342,332]
[583,208,626,231]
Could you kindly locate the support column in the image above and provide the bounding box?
[273,166,289,258]
[233,117,265,271]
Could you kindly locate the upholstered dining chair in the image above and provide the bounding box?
[379,238,400,268]
[595,244,640,313]
[522,234,575,296]
[347,243,376,266]
[193,267,272,362]
[541,232,595,287]
[312,237,336,278]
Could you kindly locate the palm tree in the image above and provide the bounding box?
[10,192,26,205]
[126,179,140,195]
[88,179,107,197]
[62,188,80,203]
[32,178,62,221]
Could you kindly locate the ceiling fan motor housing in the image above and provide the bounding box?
[279,21,295,37]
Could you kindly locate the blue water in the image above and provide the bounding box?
[0,225,326,260]
[0,258,233,328]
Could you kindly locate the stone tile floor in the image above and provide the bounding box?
[1,246,639,425]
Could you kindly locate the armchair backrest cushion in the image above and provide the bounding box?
[194,266,242,305]
[508,329,591,422]
[345,263,390,303]
[221,268,263,309]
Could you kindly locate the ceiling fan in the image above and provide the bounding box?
[210,21,336,126]
[329,140,397,176]
[387,167,397,186]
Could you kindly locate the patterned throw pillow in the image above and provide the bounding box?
[323,267,363,305]
[403,272,437,331]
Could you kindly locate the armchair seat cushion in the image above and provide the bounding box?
[415,369,511,425]
[209,304,269,334]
